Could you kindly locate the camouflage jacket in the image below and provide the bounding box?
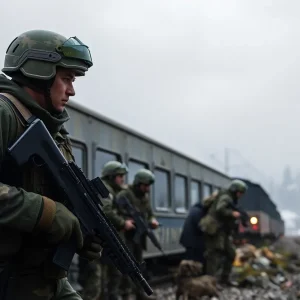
[0,75,73,279]
[200,190,237,235]
[102,179,126,231]
[116,185,155,223]
[116,185,155,249]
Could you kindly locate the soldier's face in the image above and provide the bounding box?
[236,191,244,199]
[115,174,125,186]
[140,184,150,193]
[50,68,76,112]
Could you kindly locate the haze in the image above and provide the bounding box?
[1,0,300,232]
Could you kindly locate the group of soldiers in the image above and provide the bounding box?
[79,161,158,300]
[0,27,250,300]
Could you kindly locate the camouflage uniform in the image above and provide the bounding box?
[200,180,248,282]
[102,179,127,300]
[0,30,99,299]
[80,161,128,300]
[116,169,157,300]
[78,259,102,300]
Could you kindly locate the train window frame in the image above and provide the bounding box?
[127,158,149,185]
[153,167,171,212]
[202,182,212,199]
[70,139,88,175]
[190,179,201,207]
[94,147,122,178]
[174,173,188,214]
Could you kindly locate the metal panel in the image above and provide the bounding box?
[189,162,203,181]
[172,155,188,175]
[127,135,152,163]
[153,146,172,169]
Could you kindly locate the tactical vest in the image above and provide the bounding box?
[103,180,118,199]
[125,186,151,221]
[0,93,74,198]
[0,93,74,279]
[121,186,152,249]
[199,190,229,235]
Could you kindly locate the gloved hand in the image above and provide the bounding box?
[44,200,83,250]
[78,235,103,261]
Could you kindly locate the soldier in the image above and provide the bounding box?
[102,161,137,299]
[116,169,159,300]
[0,30,102,299]
[80,161,135,300]
[200,179,248,284]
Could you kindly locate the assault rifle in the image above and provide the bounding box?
[228,202,250,228]
[115,196,165,255]
[7,118,153,296]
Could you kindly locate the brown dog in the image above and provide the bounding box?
[175,260,218,300]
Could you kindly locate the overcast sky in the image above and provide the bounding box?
[1,0,300,191]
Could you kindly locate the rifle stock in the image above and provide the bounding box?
[7,118,153,296]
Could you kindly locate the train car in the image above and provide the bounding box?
[62,101,285,289]
[235,178,285,246]
[63,100,232,261]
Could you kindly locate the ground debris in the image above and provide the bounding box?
[156,237,300,300]
[154,274,300,299]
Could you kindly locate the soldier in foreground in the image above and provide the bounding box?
[200,179,248,284]
[0,30,102,299]
[116,169,159,300]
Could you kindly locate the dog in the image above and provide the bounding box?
[175,260,218,300]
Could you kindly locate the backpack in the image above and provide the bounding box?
[202,190,220,214]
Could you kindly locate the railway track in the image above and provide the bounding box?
[149,273,175,287]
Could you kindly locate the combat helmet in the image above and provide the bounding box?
[2,30,93,109]
[2,29,93,80]
[133,169,155,185]
[101,161,128,178]
[227,179,248,193]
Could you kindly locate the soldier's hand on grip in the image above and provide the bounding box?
[45,201,83,250]
[78,234,103,261]
[232,211,241,218]
[150,219,159,229]
[124,219,135,231]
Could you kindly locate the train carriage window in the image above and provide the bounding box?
[154,168,170,211]
[203,183,212,199]
[190,180,201,206]
[128,160,148,184]
[71,141,87,175]
[174,175,187,213]
[94,149,121,177]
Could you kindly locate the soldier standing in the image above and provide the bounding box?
[200,179,248,284]
[116,169,159,300]
[80,161,136,300]
[101,161,135,300]
[0,30,102,299]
